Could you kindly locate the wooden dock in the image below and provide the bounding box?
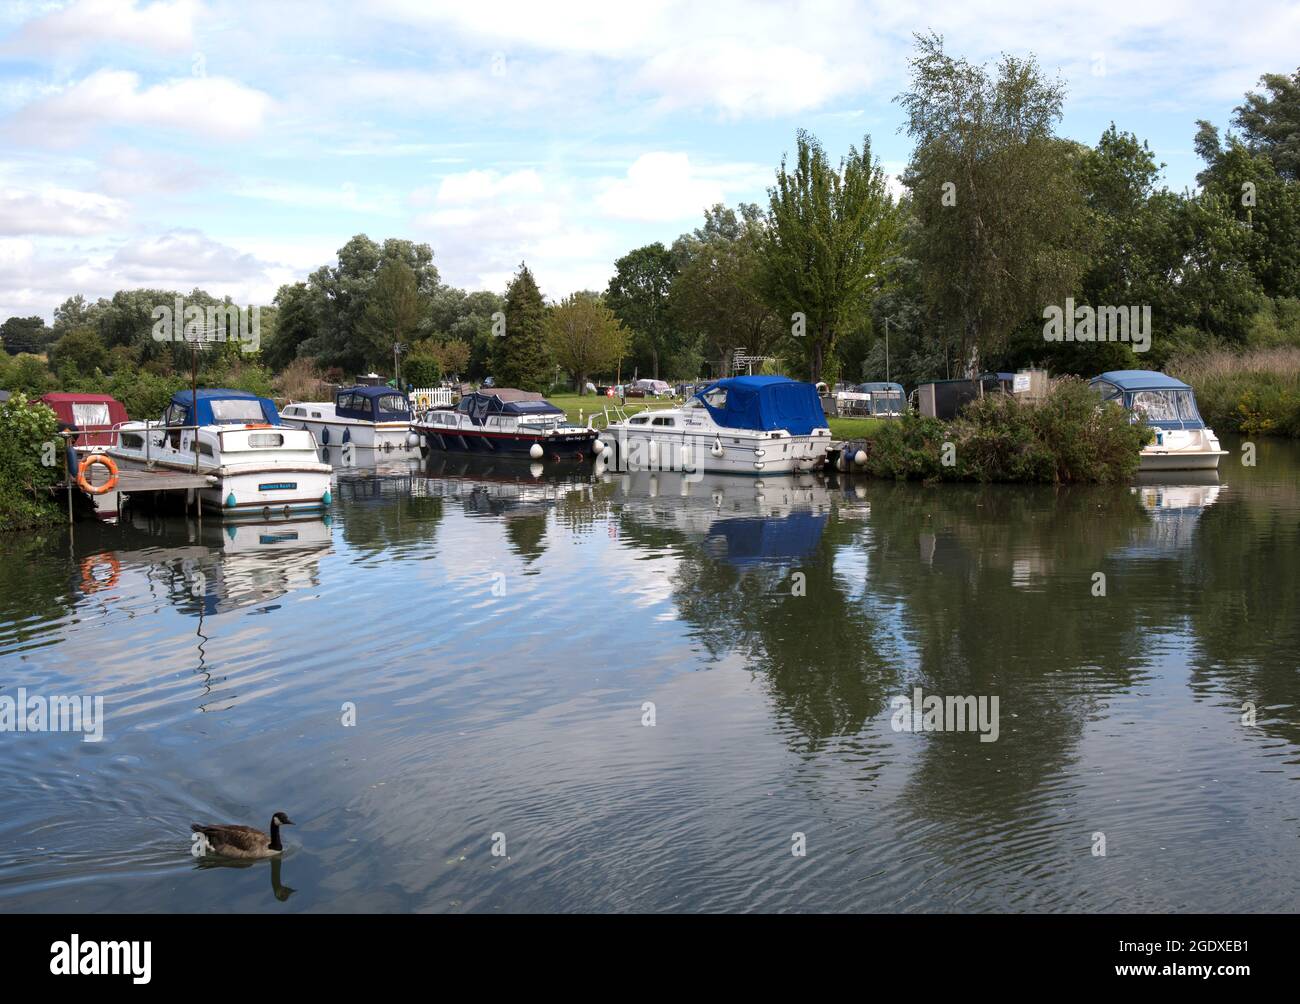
[110,466,214,493]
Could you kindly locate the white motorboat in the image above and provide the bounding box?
[1090,371,1227,471]
[109,389,334,517]
[595,376,832,476]
[280,385,415,453]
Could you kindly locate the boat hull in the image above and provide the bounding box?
[413,424,599,459]
[599,427,830,476]
[281,416,412,452]
[1138,449,1227,472]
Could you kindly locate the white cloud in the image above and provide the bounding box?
[430,169,544,205]
[107,228,268,283]
[11,69,273,144]
[595,152,765,223]
[4,0,199,56]
[0,185,129,235]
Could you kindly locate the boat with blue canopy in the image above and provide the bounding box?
[597,375,832,475]
[281,385,414,452]
[109,389,334,516]
[1090,370,1227,471]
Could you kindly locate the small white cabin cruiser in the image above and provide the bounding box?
[597,376,831,475]
[109,389,334,516]
[1090,371,1227,471]
[280,385,414,452]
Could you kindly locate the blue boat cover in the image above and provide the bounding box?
[456,390,564,426]
[1092,370,1191,391]
[1090,371,1204,430]
[335,385,411,422]
[695,376,826,435]
[169,388,281,426]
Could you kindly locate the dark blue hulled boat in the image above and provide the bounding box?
[411,388,601,460]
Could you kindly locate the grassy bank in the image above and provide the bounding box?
[859,378,1150,484]
[1170,348,1300,438]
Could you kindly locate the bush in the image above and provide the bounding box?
[862,378,1149,483]
[0,392,63,532]
[0,354,55,396]
[404,352,441,388]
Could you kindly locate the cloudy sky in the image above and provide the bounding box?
[1,0,1296,322]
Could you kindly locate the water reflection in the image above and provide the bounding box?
[196,854,297,903]
[1,438,1297,912]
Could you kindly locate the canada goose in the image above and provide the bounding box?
[191,811,294,859]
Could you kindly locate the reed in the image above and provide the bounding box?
[1169,348,1300,437]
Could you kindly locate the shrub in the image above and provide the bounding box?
[862,378,1148,483]
[0,392,63,532]
[1170,348,1300,438]
[0,354,54,396]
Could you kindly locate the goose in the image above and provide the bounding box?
[191,812,294,859]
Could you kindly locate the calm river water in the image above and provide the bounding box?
[1,436,1297,912]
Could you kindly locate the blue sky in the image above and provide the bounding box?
[1,0,1297,322]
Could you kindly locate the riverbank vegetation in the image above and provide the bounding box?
[3,39,1298,435]
[1170,347,1300,437]
[862,379,1151,484]
[0,392,61,532]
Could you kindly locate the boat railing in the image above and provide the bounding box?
[108,421,207,472]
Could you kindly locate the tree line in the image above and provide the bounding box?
[4,35,1299,401]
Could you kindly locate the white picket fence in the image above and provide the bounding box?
[409,387,454,412]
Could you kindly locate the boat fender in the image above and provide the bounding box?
[342,429,351,445]
[321,427,330,445]
[76,454,118,495]
[710,437,724,459]
[854,449,867,467]
[529,443,544,460]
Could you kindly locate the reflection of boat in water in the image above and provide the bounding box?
[114,511,333,614]
[606,470,837,566]
[1122,472,1222,555]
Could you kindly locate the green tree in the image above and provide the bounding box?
[671,203,778,378]
[0,316,52,355]
[359,260,426,373]
[606,243,677,379]
[1232,67,1300,181]
[761,130,902,383]
[546,292,629,393]
[493,263,549,391]
[0,393,62,531]
[264,282,320,371]
[48,326,109,379]
[897,33,1090,372]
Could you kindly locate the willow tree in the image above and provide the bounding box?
[761,130,901,383]
[897,33,1090,374]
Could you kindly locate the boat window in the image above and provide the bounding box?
[164,403,187,427]
[702,387,727,409]
[311,411,322,418]
[120,432,144,449]
[377,394,407,415]
[652,416,675,426]
[247,433,284,448]
[1174,391,1199,421]
[198,441,214,457]
[211,399,267,423]
[1131,390,1180,422]
[1094,382,1122,402]
[630,415,650,425]
[71,402,111,427]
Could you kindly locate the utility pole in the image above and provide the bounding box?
[884,317,891,383]
[393,342,405,387]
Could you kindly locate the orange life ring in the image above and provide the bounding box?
[77,454,119,495]
[80,553,121,594]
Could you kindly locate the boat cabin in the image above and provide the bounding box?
[1090,371,1205,430]
[39,392,130,448]
[334,385,411,423]
[446,388,568,432]
[687,376,827,435]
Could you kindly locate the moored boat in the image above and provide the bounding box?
[280,385,414,452]
[411,388,601,460]
[1090,370,1227,471]
[109,389,334,516]
[597,375,832,475]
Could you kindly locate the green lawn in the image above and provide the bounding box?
[828,416,886,440]
[547,392,678,425]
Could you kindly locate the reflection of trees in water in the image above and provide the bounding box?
[337,472,444,557]
[1181,495,1300,748]
[0,530,76,648]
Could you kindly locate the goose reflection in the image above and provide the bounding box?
[194,853,297,902]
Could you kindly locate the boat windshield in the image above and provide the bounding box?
[71,402,111,426]
[210,399,269,423]
[1130,389,1198,423]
